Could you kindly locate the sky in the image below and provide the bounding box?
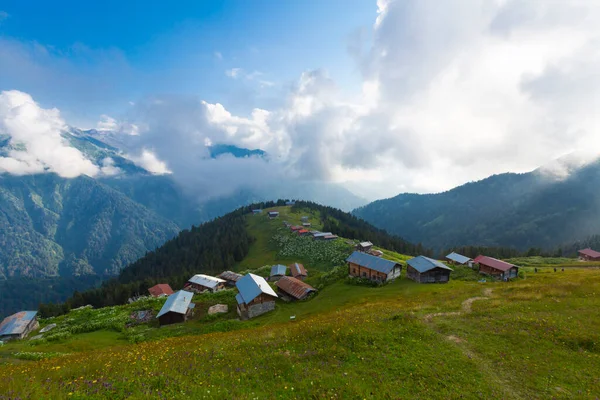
[1,0,600,201]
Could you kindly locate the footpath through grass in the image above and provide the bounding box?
[1,269,599,399]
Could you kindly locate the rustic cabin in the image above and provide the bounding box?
[184,274,226,293]
[269,265,287,281]
[313,232,333,240]
[297,229,309,236]
[0,311,39,341]
[369,249,384,257]
[156,290,195,326]
[235,273,278,319]
[301,216,309,222]
[356,241,373,252]
[346,251,402,282]
[474,255,519,279]
[290,262,308,280]
[218,271,243,286]
[406,256,453,283]
[252,209,262,214]
[322,234,339,241]
[302,222,311,227]
[290,225,303,232]
[578,248,600,261]
[148,284,174,298]
[268,211,279,219]
[276,276,316,301]
[445,252,473,267]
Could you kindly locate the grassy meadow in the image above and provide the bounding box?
[1,207,599,399]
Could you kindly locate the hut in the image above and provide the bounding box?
[290,225,303,232]
[252,209,262,215]
[290,262,308,280]
[268,211,279,219]
[297,229,309,236]
[184,274,226,293]
[301,216,309,223]
[474,255,519,279]
[148,284,174,298]
[235,273,278,319]
[356,241,374,252]
[406,256,453,283]
[445,252,473,267]
[578,248,600,261]
[346,251,402,282]
[218,271,243,286]
[302,222,311,227]
[322,234,338,241]
[0,311,39,341]
[313,232,333,240]
[156,290,195,326]
[369,249,384,257]
[276,276,316,301]
[269,265,287,281]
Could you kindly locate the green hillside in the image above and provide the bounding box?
[1,204,599,398]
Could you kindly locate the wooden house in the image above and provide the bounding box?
[0,311,39,341]
[356,241,373,252]
[474,255,519,279]
[235,273,278,320]
[297,229,309,236]
[218,271,243,287]
[369,249,384,257]
[268,211,279,219]
[269,265,287,281]
[346,251,402,283]
[148,284,174,298]
[252,209,262,215]
[321,234,338,241]
[290,225,303,232]
[313,232,333,240]
[406,256,452,283]
[184,274,226,293]
[290,262,308,280]
[156,290,195,326]
[276,276,316,301]
[578,248,600,261]
[445,252,473,267]
[302,222,311,227]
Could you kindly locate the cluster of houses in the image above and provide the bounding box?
[283,220,339,241]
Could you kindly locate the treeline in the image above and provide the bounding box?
[38,200,296,318]
[294,201,432,257]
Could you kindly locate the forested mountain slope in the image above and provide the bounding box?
[354,159,600,251]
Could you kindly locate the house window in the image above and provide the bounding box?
[362,272,367,278]
[353,268,356,274]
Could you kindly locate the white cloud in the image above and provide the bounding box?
[225,68,242,79]
[0,90,100,178]
[99,157,121,176]
[126,149,171,175]
[96,114,139,135]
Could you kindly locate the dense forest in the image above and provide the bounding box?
[295,201,432,257]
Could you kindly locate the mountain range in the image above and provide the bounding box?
[354,155,600,252]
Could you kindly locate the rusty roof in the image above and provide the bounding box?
[290,262,307,278]
[148,284,174,297]
[473,255,517,272]
[276,276,316,300]
[218,271,243,282]
[579,248,600,258]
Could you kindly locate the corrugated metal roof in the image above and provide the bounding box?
[148,284,174,297]
[188,274,226,288]
[359,241,373,247]
[407,256,453,273]
[474,255,517,272]
[290,262,307,277]
[579,248,600,258]
[218,271,243,282]
[0,311,37,336]
[445,252,472,264]
[270,265,287,276]
[236,273,278,304]
[156,290,194,318]
[322,235,338,240]
[313,232,332,237]
[346,251,400,274]
[276,276,316,300]
[268,211,279,216]
[235,293,244,304]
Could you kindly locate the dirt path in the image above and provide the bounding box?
[423,288,493,321]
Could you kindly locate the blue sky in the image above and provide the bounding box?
[0,0,375,123]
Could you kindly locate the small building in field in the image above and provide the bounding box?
[268,211,279,218]
[218,271,243,286]
[301,216,309,222]
[156,290,195,326]
[406,256,453,283]
[0,311,39,341]
[297,229,309,236]
[276,276,316,301]
[445,252,473,267]
[286,201,296,206]
[578,248,600,261]
[321,234,339,241]
[270,265,287,281]
[290,225,302,232]
[252,209,262,214]
[356,241,374,252]
[184,274,226,293]
[474,255,519,279]
[235,273,278,319]
[290,262,308,280]
[313,232,333,240]
[302,222,311,227]
[148,284,174,298]
[369,249,384,257]
[346,251,402,282]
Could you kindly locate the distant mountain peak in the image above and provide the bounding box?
[537,151,600,179]
[207,143,267,159]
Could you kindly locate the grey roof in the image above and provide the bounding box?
[346,251,400,274]
[446,252,472,264]
[0,311,37,336]
[407,256,453,273]
[156,290,194,318]
[236,273,278,304]
[359,241,373,247]
[188,274,225,288]
[270,264,287,276]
